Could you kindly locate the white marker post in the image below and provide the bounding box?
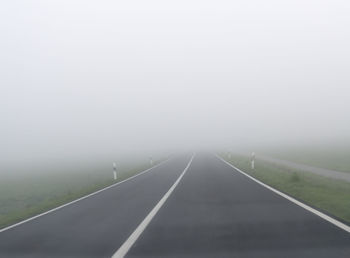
[251,152,255,170]
[149,157,153,166]
[113,162,117,180]
[228,151,231,159]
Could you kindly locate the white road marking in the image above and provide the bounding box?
[216,155,350,233]
[112,154,195,258]
[0,159,170,233]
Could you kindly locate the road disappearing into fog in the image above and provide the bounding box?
[0,154,349,258]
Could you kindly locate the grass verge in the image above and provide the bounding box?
[220,153,350,224]
[0,159,164,230]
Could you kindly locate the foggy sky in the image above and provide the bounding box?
[1,0,350,166]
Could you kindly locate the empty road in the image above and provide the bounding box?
[0,153,349,258]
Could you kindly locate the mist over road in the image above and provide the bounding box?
[2,1,350,257]
[2,0,350,169]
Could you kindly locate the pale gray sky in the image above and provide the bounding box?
[1,0,350,166]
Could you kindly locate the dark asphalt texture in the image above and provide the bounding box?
[127,153,350,258]
[0,155,191,258]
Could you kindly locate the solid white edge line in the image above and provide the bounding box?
[216,155,350,233]
[0,159,170,233]
[112,154,195,258]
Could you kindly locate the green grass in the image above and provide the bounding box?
[0,159,163,229]
[221,153,350,224]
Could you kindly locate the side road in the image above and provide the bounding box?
[257,155,350,182]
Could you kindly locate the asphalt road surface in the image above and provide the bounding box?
[126,154,350,258]
[0,153,349,258]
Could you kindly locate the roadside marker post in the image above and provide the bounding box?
[113,162,117,180]
[251,152,255,170]
[150,157,153,166]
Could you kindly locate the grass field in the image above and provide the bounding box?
[0,158,164,229]
[221,153,350,224]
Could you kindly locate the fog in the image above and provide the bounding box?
[1,1,350,171]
